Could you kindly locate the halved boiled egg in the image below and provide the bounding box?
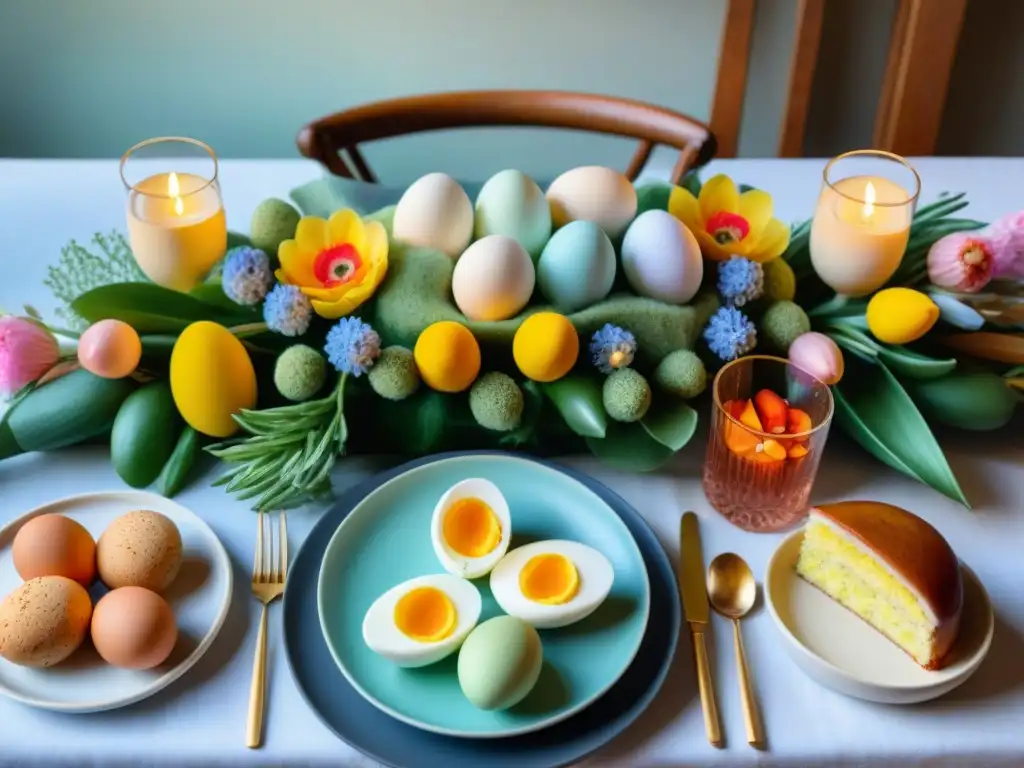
[489,540,614,629]
[362,574,482,667]
[430,478,512,579]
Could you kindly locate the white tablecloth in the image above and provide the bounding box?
[0,155,1022,768]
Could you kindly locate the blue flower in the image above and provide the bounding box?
[589,324,637,374]
[263,284,313,337]
[704,307,757,361]
[717,256,764,307]
[222,246,273,305]
[324,317,381,377]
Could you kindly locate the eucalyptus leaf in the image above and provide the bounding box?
[832,359,968,506]
[72,282,253,333]
[641,399,699,451]
[541,375,607,439]
[585,421,675,472]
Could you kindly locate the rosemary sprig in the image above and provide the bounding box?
[206,374,349,510]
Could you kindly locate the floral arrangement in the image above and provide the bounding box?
[1,165,1020,510]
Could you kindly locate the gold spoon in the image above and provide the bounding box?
[707,553,764,748]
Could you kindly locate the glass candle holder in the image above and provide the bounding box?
[809,150,920,298]
[120,137,227,292]
[702,355,834,533]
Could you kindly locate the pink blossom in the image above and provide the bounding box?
[0,316,60,398]
[986,210,1024,279]
[926,232,995,293]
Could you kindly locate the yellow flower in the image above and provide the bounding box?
[275,209,388,319]
[668,175,790,263]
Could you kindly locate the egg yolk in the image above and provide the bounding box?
[519,553,580,605]
[394,587,457,643]
[442,497,502,559]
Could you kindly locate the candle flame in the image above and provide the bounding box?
[862,181,876,219]
[168,172,184,216]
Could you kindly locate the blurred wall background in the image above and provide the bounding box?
[0,0,1016,181]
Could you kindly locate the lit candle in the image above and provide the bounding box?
[809,151,918,298]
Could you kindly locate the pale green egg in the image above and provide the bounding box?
[474,170,552,260]
[536,220,617,312]
[457,616,543,711]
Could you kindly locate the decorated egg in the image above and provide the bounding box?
[393,172,474,258]
[457,616,543,710]
[536,221,616,312]
[170,321,257,438]
[620,210,703,304]
[489,539,613,629]
[77,319,142,379]
[474,170,552,259]
[362,574,482,668]
[545,166,638,239]
[451,235,535,322]
[431,478,512,579]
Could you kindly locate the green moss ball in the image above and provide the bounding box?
[603,368,652,423]
[654,349,707,399]
[763,259,796,302]
[250,198,301,256]
[368,346,420,401]
[469,372,524,432]
[274,345,327,402]
[761,300,811,353]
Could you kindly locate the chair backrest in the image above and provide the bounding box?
[296,90,717,186]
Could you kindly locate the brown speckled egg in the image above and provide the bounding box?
[0,576,93,667]
[97,510,183,592]
[90,586,177,669]
[12,514,97,586]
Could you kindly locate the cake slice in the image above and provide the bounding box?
[796,501,963,670]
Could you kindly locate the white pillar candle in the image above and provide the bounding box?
[126,171,227,292]
[809,175,912,297]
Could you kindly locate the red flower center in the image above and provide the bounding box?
[313,244,363,288]
[959,239,993,289]
[706,211,750,245]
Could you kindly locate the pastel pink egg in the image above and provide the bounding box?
[788,331,844,385]
[77,320,142,379]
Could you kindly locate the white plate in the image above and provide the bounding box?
[0,490,233,712]
[765,529,994,705]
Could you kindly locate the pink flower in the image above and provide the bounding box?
[986,210,1024,279]
[0,316,60,398]
[927,233,995,293]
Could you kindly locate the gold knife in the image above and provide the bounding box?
[680,511,722,747]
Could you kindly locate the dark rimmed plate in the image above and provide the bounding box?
[283,450,680,768]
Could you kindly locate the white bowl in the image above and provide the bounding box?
[764,529,994,705]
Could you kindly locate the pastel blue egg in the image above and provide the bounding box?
[474,170,552,260]
[536,221,617,312]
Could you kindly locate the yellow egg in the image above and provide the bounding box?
[513,312,579,382]
[413,321,481,393]
[866,288,940,345]
[170,321,257,437]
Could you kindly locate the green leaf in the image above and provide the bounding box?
[827,330,878,362]
[227,231,253,250]
[72,282,253,333]
[828,322,956,379]
[1006,365,1024,378]
[641,399,699,450]
[832,359,968,507]
[189,281,261,317]
[541,375,607,438]
[908,372,1018,431]
[680,170,702,198]
[635,183,673,215]
[585,421,675,472]
[499,380,543,448]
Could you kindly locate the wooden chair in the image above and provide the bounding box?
[296,90,717,186]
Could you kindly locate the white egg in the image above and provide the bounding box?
[489,540,614,629]
[545,166,638,239]
[430,478,512,579]
[392,172,474,258]
[620,210,704,304]
[362,573,482,668]
[451,235,536,321]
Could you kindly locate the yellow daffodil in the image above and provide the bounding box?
[668,174,790,263]
[275,209,388,319]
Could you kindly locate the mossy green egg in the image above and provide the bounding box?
[474,170,552,260]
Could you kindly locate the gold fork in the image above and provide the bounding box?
[246,511,288,749]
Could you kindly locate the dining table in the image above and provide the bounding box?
[0,152,1021,768]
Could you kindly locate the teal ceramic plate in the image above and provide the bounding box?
[316,454,650,738]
